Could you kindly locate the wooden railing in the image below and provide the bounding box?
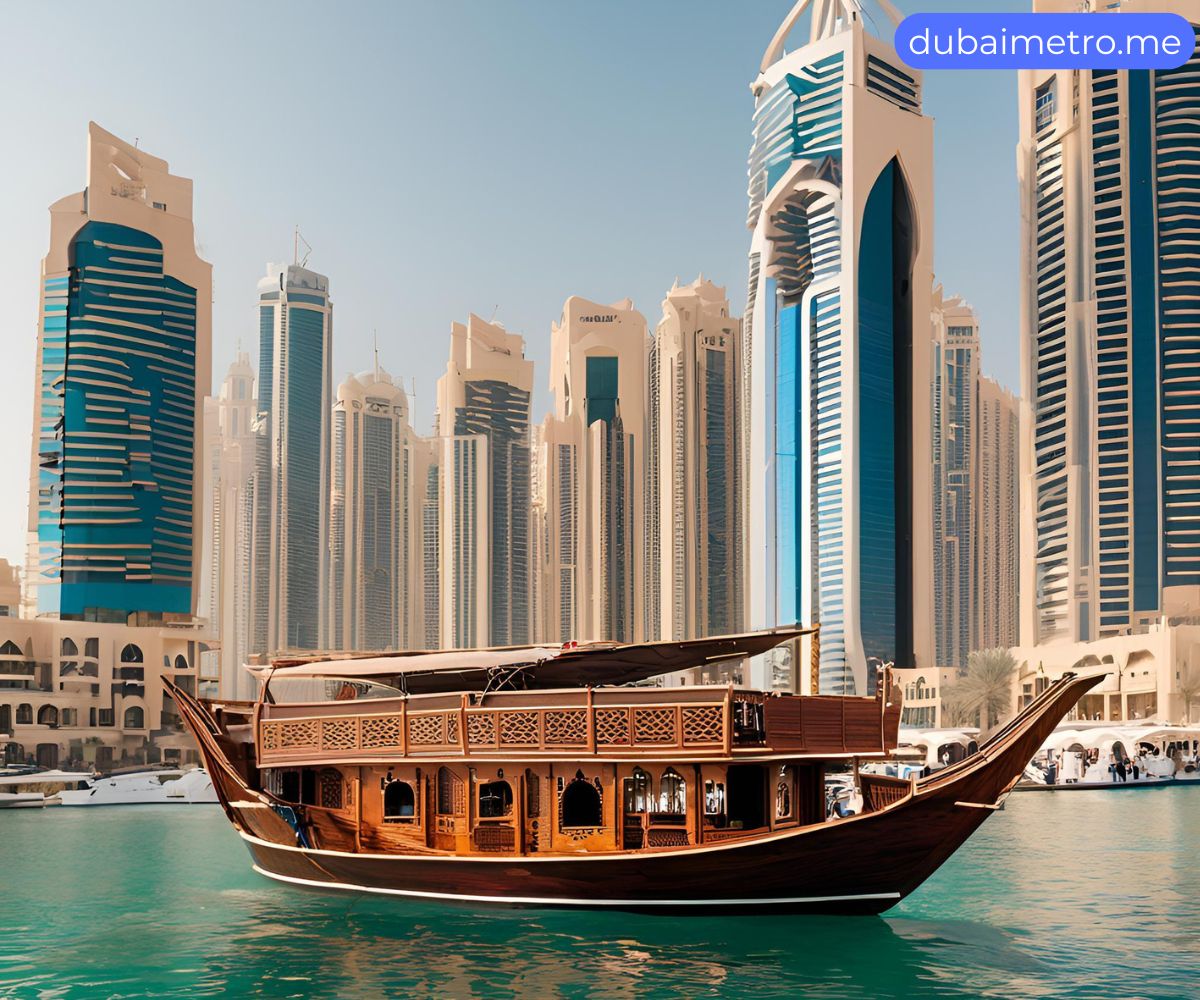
[256,685,899,765]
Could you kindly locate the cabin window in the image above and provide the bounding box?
[562,777,602,828]
[704,780,725,816]
[301,769,317,805]
[280,770,301,803]
[319,769,343,810]
[776,766,794,820]
[623,767,650,813]
[478,780,513,819]
[657,768,686,816]
[726,764,766,830]
[437,766,462,815]
[383,780,415,822]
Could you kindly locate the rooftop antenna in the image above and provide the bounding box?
[373,329,381,380]
[489,304,500,324]
[293,226,313,268]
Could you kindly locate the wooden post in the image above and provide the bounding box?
[723,685,733,755]
[459,693,469,756]
[810,627,820,696]
[400,698,409,757]
[353,774,362,853]
[587,686,596,755]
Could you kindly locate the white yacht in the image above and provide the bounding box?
[58,768,217,806]
[0,769,94,808]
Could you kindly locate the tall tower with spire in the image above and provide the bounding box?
[744,0,935,693]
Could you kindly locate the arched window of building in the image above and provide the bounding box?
[61,638,78,657]
[15,704,33,725]
[478,780,513,818]
[657,768,686,816]
[174,654,189,671]
[84,638,99,658]
[37,705,58,727]
[623,766,650,814]
[383,780,415,822]
[123,705,145,729]
[120,644,143,664]
[562,776,602,828]
[0,640,23,657]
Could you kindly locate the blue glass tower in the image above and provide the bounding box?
[29,125,211,621]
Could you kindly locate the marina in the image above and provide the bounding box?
[3,789,1197,998]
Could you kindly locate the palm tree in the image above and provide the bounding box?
[940,648,1019,732]
[1178,662,1200,724]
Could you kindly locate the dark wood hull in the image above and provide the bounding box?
[166,672,1101,914]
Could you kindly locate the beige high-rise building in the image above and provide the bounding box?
[975,377,1019,653]
[931,289,980,670]
[435,315,533,649]
[199,354,257,699]
[329,366,430,653]
[540,296,649,644]
[648,277,744,646]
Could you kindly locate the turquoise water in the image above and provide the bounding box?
[3,789,1199,998]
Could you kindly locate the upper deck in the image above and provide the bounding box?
[256,683,901,767]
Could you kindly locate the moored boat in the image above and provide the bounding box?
[58,767,217,806]
[166,627,1102,914]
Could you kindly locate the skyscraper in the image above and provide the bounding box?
[648,277,744,644]
[435,315,533,649]
[329,365,430,651]
[1018,0,1200,645]
[26,123,211,622]
[745,1,935,693]
[249,263,332,654]
[931,289,980,670]
[200,354,256,699]
[975,376,1019,653]
[541,296,649,644]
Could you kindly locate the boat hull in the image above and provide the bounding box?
[168,672,1103,914]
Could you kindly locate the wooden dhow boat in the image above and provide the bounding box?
[166,627,1101,914]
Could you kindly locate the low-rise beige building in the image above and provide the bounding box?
[892,666,959,730]
[1011,617,1200,726]
[0,616,205,769]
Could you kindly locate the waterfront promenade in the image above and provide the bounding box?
[2,790,1196,998]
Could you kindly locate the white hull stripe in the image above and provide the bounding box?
[251,865,901,908]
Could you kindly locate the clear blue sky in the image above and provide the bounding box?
[0,0,1027,567]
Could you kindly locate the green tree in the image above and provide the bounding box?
[940,648,1019,732]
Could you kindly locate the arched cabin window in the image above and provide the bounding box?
[478,780,513,819]
[704,779,726,818]
[657,768,686,817]
[383,779,416,822]
[623,766,650,813]
[562,774,602,828]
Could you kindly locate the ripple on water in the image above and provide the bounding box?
[2,793,1199,998]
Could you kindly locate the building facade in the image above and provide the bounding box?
[329,366,430,652]
[25,123,212,622]
[199,354,257,699]
[249,263,333,655]
[745,1,935,693]
[0,616,204,769]
[648,277,744,644]
[1018,0,1200,647]
[931,290,980,670]
[540,296,649,645]
[435,315,533,649]
[975,376,1020,653]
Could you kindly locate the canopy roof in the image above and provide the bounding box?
[248,627,811,695]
